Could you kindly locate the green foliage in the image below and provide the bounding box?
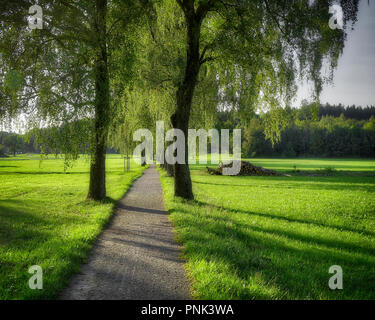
[3,133,24,156]
[235,106,375,158]
[364,116,375,131]
[0,0,147,162]
[3,70,23,92]
[317,103,375,120]
[0,144,5,156]
[194,0,359,141]
[0,0,363,199]
[243,118,273,157]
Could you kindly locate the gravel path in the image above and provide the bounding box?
[60,165,191,300]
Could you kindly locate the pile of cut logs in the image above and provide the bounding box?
[207,160,282,176]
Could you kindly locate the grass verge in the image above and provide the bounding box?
[0,154,145,299]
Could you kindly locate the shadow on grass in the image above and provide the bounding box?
[193,175,375,193]
[0,201,51,249]
[0,171,88,175]
[169,204,375,299]
[0,199,112,299]
[0,200,89,249]
[192,199,375,238]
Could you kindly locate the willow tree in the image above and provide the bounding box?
[116,0,220,170]
[168,0,359,199]
[0,0,147,200]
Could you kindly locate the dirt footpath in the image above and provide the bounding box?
[60,165,191,300]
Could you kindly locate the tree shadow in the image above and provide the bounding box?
[116,203,167,215]
[193,175,375,192]
[0,199,88,249]
[192,199,375,238]
[0,171,88,175]
[169,205,375,299]
[0,202,51,249]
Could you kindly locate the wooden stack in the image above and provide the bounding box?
[207,160,282,176]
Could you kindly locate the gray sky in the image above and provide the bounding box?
[296,0,375,107]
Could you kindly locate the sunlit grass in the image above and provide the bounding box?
[0,154,145,299]
[160,158,375,299]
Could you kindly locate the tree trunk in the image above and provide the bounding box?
[166,162,174,176]
[127,145,130,171]
[87,0,109,201]
[141,148,146,166]
[171,8,203,200]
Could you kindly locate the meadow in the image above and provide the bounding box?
[1,155,375,300]
[0,154,145,299]
[160,158,375,299]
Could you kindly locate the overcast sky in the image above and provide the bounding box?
[296,0,375,107]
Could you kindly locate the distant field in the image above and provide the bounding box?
[249,158,375,172]
[0,154,145,299]
[160,158,375,299]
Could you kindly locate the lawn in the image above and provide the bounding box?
[0,154,145,299]
[160,158,375,299]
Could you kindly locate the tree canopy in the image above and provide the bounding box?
[0,0,362,200]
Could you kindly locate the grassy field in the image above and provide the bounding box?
[160,158,375,299]
[0,154,145,299]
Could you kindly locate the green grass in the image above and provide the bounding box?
[0,154,145,299]
[249,158,375,172]
[160,158,375,299]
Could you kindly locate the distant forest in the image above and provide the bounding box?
[1,103,375,158]
[317,104,375,120]
[218,103,375,158]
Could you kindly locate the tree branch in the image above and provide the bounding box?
[200,56,216,65]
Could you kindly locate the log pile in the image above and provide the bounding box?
[206,160,282,176]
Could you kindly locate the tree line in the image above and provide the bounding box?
[0,126,118,157]
[313,103,374,121]
[240,105,375,158]
[3,102,374,159]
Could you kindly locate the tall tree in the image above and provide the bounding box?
[87,0,109,200]
[112,0,218,170]
[0,0,146,200]
[170,0,359,199]
[3,133,24,156]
